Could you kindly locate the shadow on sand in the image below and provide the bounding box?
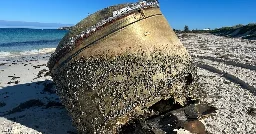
[0,80,77,134]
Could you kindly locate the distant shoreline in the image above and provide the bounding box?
[0,20,73,30]
[0,27,69,30]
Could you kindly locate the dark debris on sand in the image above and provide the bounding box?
[6,99,44,115]
[45,101,64,109]
[248,108,256,117]
[34,69,50,80]
[43,82,56,94]
[118,98,216,134]
[0,63,7,66]
[0,102,6,107]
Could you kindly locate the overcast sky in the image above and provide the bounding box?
[1,0,255,29]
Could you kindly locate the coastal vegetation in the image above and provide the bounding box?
[210,23,256,39]
[175,23,256,40]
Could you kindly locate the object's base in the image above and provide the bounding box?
[52,52,203,133]
[118,99,216,134]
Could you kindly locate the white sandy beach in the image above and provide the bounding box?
[0,52,77,134]
[0,34,255,134]
[180,33,256,133]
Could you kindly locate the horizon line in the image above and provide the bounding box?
[0,20,74,29]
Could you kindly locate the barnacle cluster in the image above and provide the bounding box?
[51,51,200,133]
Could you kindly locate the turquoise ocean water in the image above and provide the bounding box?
[0,28,67,58]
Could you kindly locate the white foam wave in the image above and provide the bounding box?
[38,48,56,54]
[0,51,13,58]
[0,48,56,58]
[19,48,56,55]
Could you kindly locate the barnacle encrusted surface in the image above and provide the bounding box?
[49,2,202,133]
[52,52,200,133]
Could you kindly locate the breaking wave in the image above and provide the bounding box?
[0,48,56,58]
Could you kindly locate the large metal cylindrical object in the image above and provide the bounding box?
[48,2,200,133]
